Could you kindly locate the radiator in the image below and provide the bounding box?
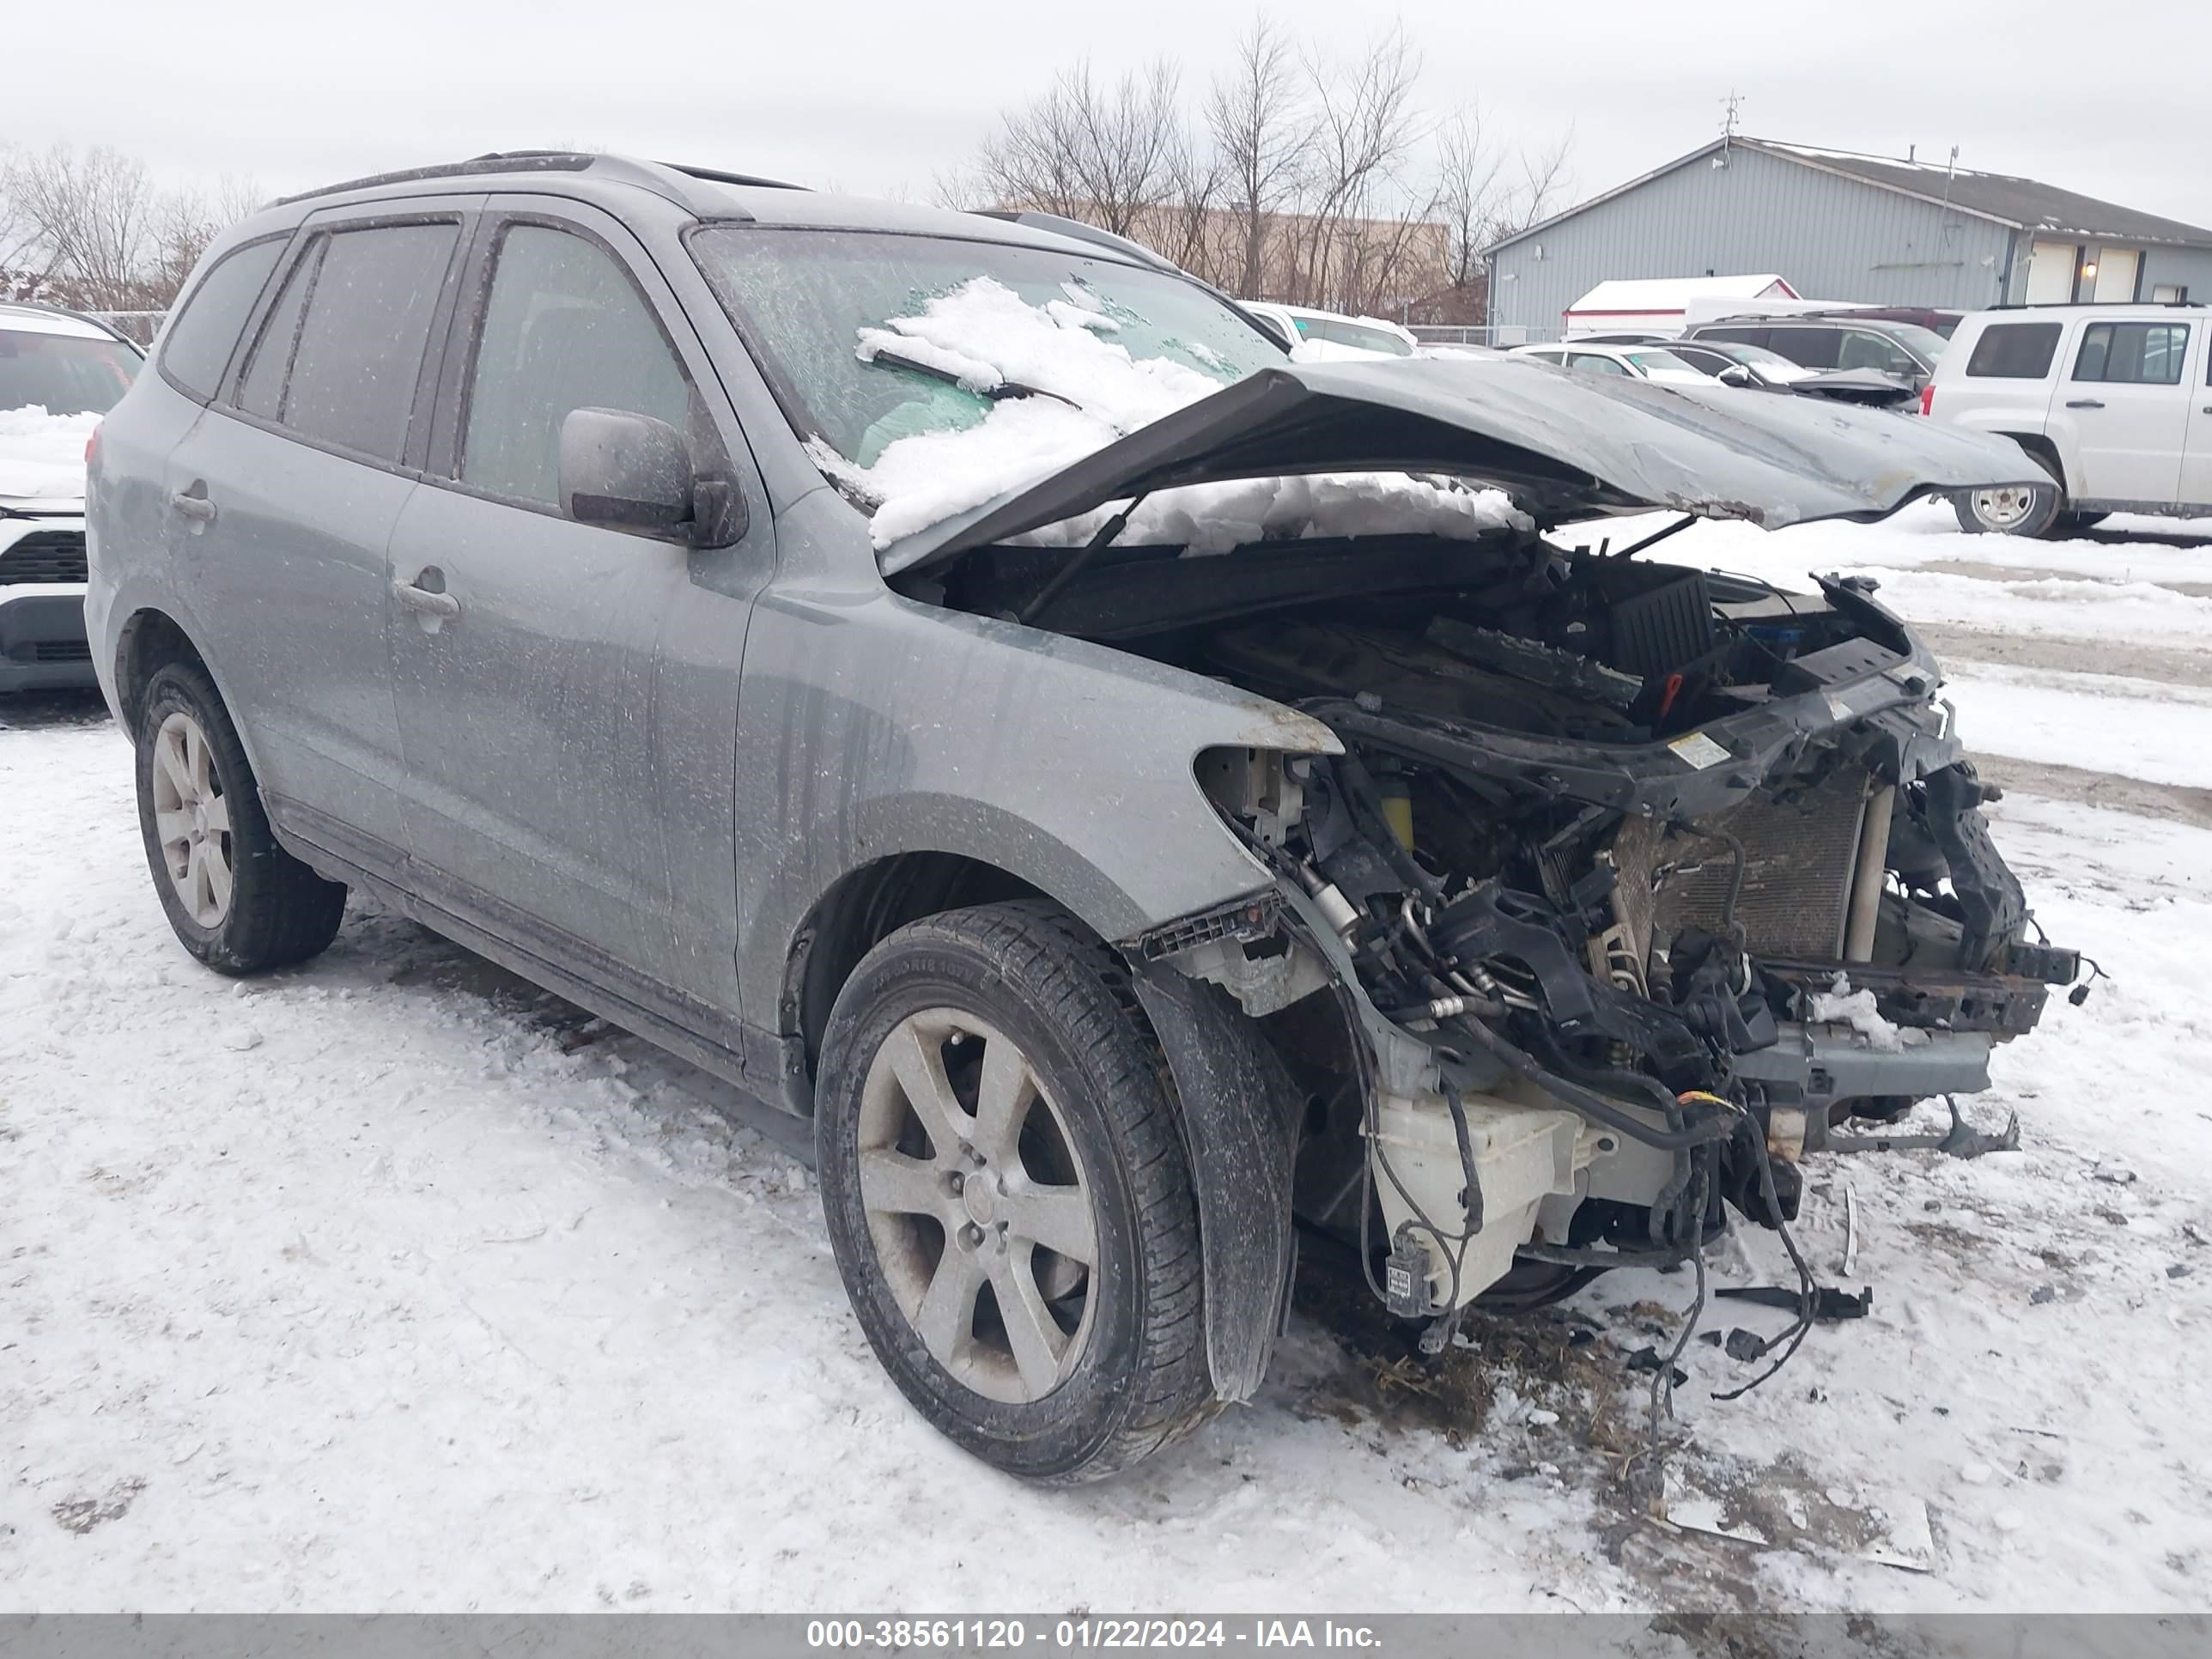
[1610,767,1870,964]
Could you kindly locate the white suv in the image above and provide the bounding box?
[1,303,144,691]
[1927,304,2211,535]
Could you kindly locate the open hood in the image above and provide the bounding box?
[879,356,2042,575]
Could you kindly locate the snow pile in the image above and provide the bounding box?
[1808,972,1928,1051]
[0,405,98,502]
[842,278,1529,555]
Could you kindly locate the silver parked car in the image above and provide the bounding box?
[86,152,2074,1482]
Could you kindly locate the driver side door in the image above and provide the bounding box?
[385,200,770,1012]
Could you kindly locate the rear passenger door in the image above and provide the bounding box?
[2179,342,2212,510]
[385,198,772,1012]
[2060,319,2192,504]
[168,199,475,863]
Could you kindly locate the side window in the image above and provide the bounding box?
[235,239,324,419]
[2073,322,2190,385]
[1965,323,2063,379]
[1568,354,1630,376]
[458,224,692,509]
[1699,327,1769,349]
[1766,327,1843,369]
[1838,331,1917,375]
[157,237,285,400]
[280,222,461,464]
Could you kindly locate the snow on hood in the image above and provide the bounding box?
[0,405,98,504]
[838,279,1528,555]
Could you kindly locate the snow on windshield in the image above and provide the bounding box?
[834,279,1528,556]
[0,405,99,501]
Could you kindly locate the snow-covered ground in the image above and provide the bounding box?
[4,502,2210,1616]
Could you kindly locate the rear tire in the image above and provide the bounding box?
[1954,450,2065,538]
[815,900,1213,1483]
[134,661,347,975]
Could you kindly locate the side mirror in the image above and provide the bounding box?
[560,407,694,535]
[1716,363,1756,387]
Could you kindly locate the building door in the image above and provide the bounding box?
[2025,240,2079,304]
[2092,249,2142,304]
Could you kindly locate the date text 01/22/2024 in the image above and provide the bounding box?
[804,1619,1385,1650]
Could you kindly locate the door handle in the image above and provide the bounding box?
[392,576,460,620]
[167,489,217,522]
[2064,398,2106,410]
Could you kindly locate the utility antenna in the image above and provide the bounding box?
[1720,90,1745,142]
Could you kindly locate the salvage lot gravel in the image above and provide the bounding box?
[3,501,2209,1613]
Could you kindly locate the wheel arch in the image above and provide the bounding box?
[114,607,218,736]
[787,857,1316,1405]
[1993,431,2068,494]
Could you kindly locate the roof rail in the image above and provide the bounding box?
[1982,299,2203,311]
[275,152,810,218]
[274,150,596,206]
[974,210,1179,272]
[656,161,807,192]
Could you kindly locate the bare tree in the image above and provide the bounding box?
[1297,28,1432,313]
[1206,17,1310,298]
[975,58,1189,237]
[4,144,161,312]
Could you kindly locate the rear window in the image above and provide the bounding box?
[0,327,141,416]
[1966,323,2063,379]
[246,222,460,465]
[158,237,285,400]
[2073,321,2190,385]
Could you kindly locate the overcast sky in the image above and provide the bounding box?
[11,0,2210,234]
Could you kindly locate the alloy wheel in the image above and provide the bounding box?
[150,709,234,928]
[855,1007,1099,1404]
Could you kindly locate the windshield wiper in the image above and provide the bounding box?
[867,348,1085,411]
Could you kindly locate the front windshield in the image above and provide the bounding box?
[692,223,1528,560]
[692,227,1285,471]
[0,326,141,416]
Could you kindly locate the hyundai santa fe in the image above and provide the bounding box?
[85,150,2078,1482]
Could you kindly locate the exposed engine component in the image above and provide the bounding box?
[958,526,2080,1334]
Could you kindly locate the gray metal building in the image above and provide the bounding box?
[1486,137,2212,337]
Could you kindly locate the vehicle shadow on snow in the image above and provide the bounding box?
[0,687,111,731]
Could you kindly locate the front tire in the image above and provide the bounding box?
[1954,450,2065,538]
[1953,480,2062,537]
[134,661,347,974]
[815,901,1212,1483]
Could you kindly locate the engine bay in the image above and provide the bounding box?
[905,524,2085,1322]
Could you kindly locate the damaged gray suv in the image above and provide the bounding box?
[87,152,2079,1483]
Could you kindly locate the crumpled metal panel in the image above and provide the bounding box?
[882,356,2045,574]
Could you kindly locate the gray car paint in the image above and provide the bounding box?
[86,160,2054,1407]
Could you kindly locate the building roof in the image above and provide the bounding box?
[1565,274,1797,316]
[1487,137,2212,256]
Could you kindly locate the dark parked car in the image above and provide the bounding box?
[1685,313,1950,389]
[85,152,2070,1482]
